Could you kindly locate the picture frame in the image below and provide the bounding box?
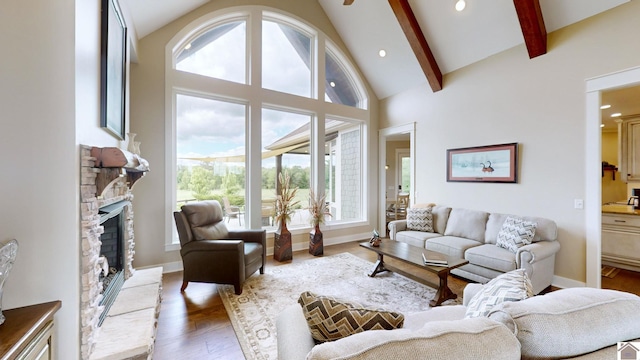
[100,0,127,140]
[446,143,518,183]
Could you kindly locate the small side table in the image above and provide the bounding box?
[0,300,62,360]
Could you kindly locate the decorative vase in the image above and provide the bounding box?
[126,133,137,153]
[309,224,323,256]
[0,239,18,326]
[274,221,292,262]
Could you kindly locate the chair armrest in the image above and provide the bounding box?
[228,229,266,246]
[180,239,243,256]
[388,220,407,240]
[516,240,561,267]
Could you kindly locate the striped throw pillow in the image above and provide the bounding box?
[496,216,537,253]
[465,269,534,318]
[298,291,404,343]
[406,207,434,232]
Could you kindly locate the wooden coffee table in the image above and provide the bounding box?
[359,240,468,306]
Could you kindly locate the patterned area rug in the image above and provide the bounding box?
[218,252,456,360]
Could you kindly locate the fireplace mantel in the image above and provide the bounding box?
[89,147,150,197]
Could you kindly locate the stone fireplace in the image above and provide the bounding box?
[80,144,158,360]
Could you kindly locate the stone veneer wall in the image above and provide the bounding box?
[80,145,136,359]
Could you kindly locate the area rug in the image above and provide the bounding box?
[602,265,621,278]
[218,252,457,360]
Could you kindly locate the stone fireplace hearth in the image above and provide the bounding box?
[80,144,159,360]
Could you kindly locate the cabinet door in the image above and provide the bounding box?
[18,321,53,360]
[625,119,640,181]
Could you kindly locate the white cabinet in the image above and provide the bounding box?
[620,118,640,182]
[602,213,640,271]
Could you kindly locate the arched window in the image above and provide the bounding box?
[166,7,369,244]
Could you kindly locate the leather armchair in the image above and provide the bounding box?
[173,200,266,295]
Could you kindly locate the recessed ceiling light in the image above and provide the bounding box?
[600,104,611,109]
[601,124,605,128]
[378,49,387,58]
[184,43,192,50]
[455,0,466,11]
[611,113,622,117]
[329,81,336,88]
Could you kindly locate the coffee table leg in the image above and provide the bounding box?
[429,269,457,307]
[368,253,389,277]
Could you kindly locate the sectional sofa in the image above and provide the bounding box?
[388,205,560,294]
[277,284,640,360]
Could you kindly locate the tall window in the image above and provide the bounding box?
[167,7,369,242]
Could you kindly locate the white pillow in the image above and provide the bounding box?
[464,269,534,318]
[406,207,433,232]
[495,216,537,253]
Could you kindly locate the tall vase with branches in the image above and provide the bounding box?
[273,171,299,262]
[308,189,330,256]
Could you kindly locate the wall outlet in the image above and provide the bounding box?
[574,199,584,209]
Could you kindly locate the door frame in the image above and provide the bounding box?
[379,123,415,232]
[585,65,640,288]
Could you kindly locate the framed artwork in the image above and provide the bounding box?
[446,143,518,183]
[100,0,127,140]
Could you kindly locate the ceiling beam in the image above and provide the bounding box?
[513,0,547,58]
[388,0,443,92]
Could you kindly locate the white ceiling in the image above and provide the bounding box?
[121,0,636,126]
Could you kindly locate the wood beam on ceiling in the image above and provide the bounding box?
[513,0,547,59]
[388,0,443,92]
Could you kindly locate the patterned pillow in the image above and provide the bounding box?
[298,291,404,343]
[406,207,434,232]
[464,269,534,318]
[495,216,537,253]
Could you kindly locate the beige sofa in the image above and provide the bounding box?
[388,206,560,294]
[277,285,640,360]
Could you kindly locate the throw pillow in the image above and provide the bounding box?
[495,216,537,253]
[298,291,405,343]
[464,268,534,319]
[406,207,434,232]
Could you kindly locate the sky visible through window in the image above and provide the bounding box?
[177,19,313,169]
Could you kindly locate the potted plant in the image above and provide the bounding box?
[273,171,299,262]
[308,189,331,256]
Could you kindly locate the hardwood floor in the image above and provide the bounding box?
[602,267,640,296]
[152,241,640,359]
[152,240,471,359]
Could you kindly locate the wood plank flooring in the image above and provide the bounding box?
[152,240,640,359]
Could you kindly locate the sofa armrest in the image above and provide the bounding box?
[388,220,407,240]
[277,304,316,360]
[516,240,561,267]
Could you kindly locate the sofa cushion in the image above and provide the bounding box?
[495,216,537,253]
[464,244,517,273]
[406,207,434,232]
[298,291,404,343]
[306,317,520,360]
[488,288,640,359]
[485,213,557,244]
[465,269,533,318]
[431,205,452,234]
[396,231,442,249]
[443,208,488,242]
[426,236,482,259]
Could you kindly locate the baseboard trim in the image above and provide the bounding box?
[552,275,585,289]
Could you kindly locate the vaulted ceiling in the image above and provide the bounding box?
[121,0,632,106]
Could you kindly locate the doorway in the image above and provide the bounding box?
[586,65,640,289]
[379,123,415,235]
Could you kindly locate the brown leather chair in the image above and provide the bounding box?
[173,200,266,295]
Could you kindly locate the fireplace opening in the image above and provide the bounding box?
[97,200,129,326]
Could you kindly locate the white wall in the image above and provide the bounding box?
[380,1,640,285]
[0,0,129,358]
